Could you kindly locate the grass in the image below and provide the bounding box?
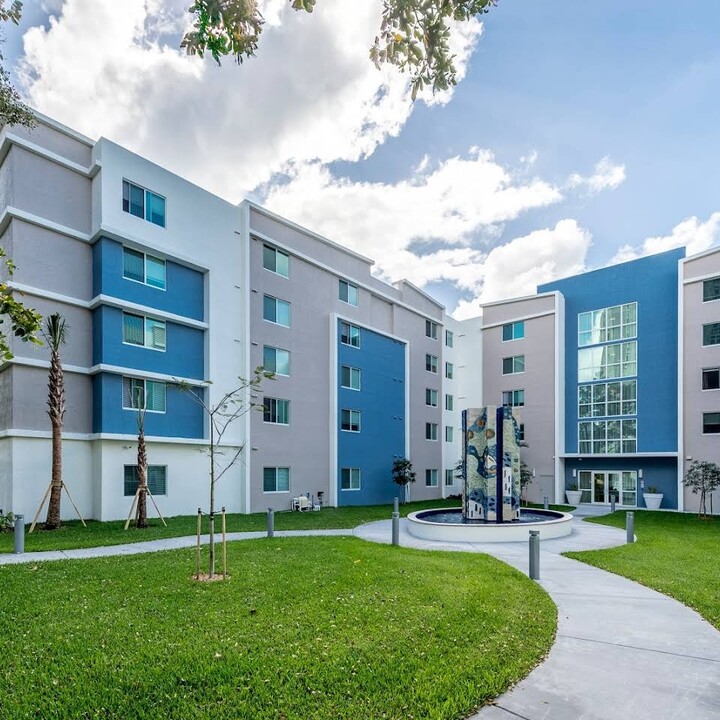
[0,536,556,720]
[0,498,460,553]
[565,511,720,630]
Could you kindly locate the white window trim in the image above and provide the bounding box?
[502,321,525,342]
[340,409,361,433]
[701,368,720,392]
[263,295,291,328]
[263,467,291,493]
[702,278,720,303]
[339,322,361,349]
[122,377,167,415]
[264,346,291,377]
[264,398,290,426]
[122,247,167,292]
[340,468,362,491]
[124,464,168,496]
[341,366,362,391]
[122,179,166,228]
[262,245,290,279]
[122,314,167,353]
[339,279,359,307]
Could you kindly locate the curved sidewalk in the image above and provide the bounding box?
[355,517,720,720]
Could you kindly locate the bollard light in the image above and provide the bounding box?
[529,530,540,580]
[391,497,400,546]
[626,511,635,544]
[267,508,275,539]
[13,513,24,555]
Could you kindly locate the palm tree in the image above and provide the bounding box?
[135,396,148,529]
[44,313,67,530]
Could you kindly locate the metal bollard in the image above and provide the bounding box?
[626,511,635,543]
[529,530,540,580]
[13,514,24,554]
[543,496,549,510]
[267,508,275,539]
[610,495,616,513]
[391,497,400,546]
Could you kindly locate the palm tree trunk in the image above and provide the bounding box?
[45,344,65,530]
[136,423,148,529]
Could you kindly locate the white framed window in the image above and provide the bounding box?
[122,247,166,290]
[263,346,290,376]
[445,394,454,411]
[502,321,524,341]
[341,409,361,432]
[264,467,290,493]
[341,467,361,491]
[703,323,720,347]
[703,278,720,302]
[122,313,166,351]
[425,422,438,441]
[425,388,438,407]
[502,355,524,375]
[339,279,358,306]
[702,368,720,391]
[444,468,454,486]
[445,362,454,379]
[122,180,165,228]
[262,245,289,277]
[425,469,438,487]
[426,354,438,373]
[122,377,167,413]
[502,389,524,407]
[702,413,720,434]
[263,295,290,327]
[124,465,167,496]
[578,419,636,454]
[578,380,636,418]
[340,321,361,348]
[578,342,637,382]
[445,329,453,347]
[426,320,439,340]
[264,397,290,425]
[341,365,361,390]
[445,425,453,442]
[578,302,637,347]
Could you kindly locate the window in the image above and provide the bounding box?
[518,423,525,442]
[578,380,637,418]
[578,419,636,454]
[445,425,453,442]
[703,278,720,302]
[123,248,166,290]
[340,321,360,348]
[339,279,358,306]
[578,303,637,347]
[341,468,361,491]
[578,342,637,382]
[264,398,290,425]
[445,362,454,379]
[263,245,289,277]
[341,365,361,390]
[703,323,720,346]
[263,295,290,326]
[264,467,290,493]
[445,469,454,486]
[425,422,438,441]
[124,465,167,496]
[703,369,720,391]
[445,329,453,348]
[502,321,525,341]
[425,469,439,487]
[426,320,439,340]
[122,180,165,228]
[502,355,525,375]
[426,354,438,373]
[425,388,438,407]
[123,313,166,351]
[445,394,454,411]
[263,346,290,376]
[122,377,167,412]
[341,409,361,432]
[502,389,525,407]
[703,413,720,434]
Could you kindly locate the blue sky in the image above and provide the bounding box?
[5,0,720,316]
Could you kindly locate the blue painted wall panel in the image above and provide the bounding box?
[93,237,205,321]
[337,322,406,506]
[92,372,204,438]
[93,306,204,380]
[539,248,683,454]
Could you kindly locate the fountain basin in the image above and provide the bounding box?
[407,507,573,543]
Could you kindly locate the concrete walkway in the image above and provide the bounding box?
[355,516,720,720]
[2,517,719,719]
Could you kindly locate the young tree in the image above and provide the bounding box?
[391,457,416,503]
[182,0,498,100]
[684,460,720,519]
[181,368,272,578]
[135,397,149,529]
[43,313,67,530]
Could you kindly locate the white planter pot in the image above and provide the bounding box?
[566,490,583,505]
[643,493,663,510]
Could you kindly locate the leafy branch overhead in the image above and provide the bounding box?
[0,1,36,128]
[182,0,498,100]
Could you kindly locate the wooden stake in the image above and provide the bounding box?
[222,506,227,580]
[29,483,53,534]
[195,508,202,580]
[124,488,139,531]
[146,486,167,526]
[62,483,86,527]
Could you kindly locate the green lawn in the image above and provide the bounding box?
[0,536,555,720]
[0,498,460,553]
[565,511,720,630]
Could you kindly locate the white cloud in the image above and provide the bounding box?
[568,156,626,194]
[612,212,720,264]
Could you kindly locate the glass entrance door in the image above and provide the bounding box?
[592,472,606,503]
[576,470,637,505]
